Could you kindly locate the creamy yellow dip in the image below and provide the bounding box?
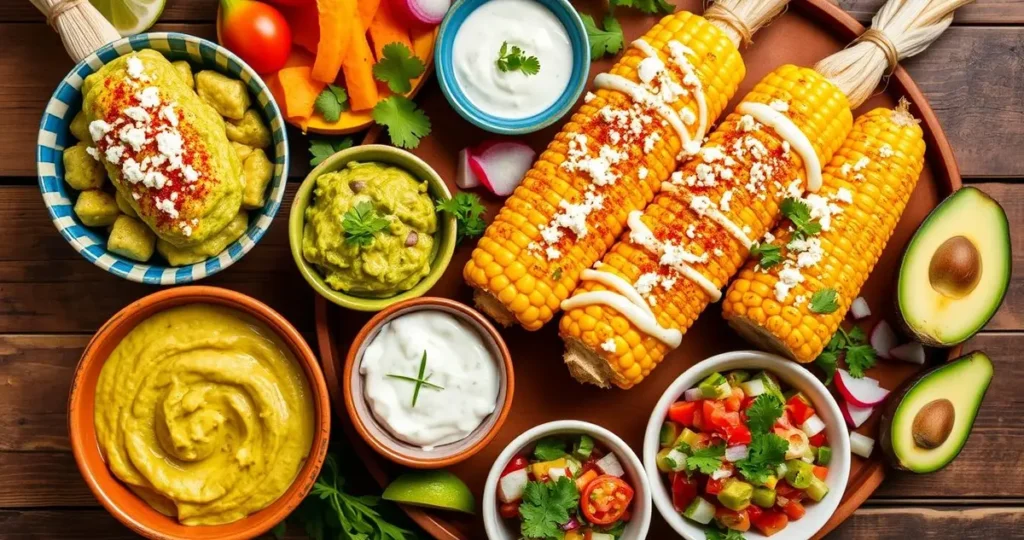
[94,304,315,526]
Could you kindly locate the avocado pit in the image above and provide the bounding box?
[912,398,955,449]
[928,236,981,299]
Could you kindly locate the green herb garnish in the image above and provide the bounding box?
[706,526,746,540]
[373,42,426,94]
[809,288,840,314]
[745,394,784,434]
[581,14,624,60]
[610,0,675,15]
[679,442,725,475]
[309,136,354,166]
[372,95,431,149]
[780,197,823,240]
[437,192,487,245]
[342,201,389,246]
[386,350,444,408]
[533,437,568,461]
[314,84,349,123]
[519,477,580,539]
[735,432,789,485]
[496,42,540,76]
[815,325,877,384]
[750,242,783,270]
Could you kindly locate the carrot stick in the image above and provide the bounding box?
[368,0,413,60]
[342,21,380,111]
[311,0,356,83]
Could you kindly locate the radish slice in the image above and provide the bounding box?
[684,387,704,402]
[850,297,871,320]
[498,468,528,502]
[850,432,875,458]
[725,445,749,462]
[840,399,873,428]
[596,453,625,477]
[890,342,927,365]
[835,369,889,407]
[390,0,451,27]
[470,141,535,197]
[870,320,898,359]
[800,414,826,437]
[456,148,480,189]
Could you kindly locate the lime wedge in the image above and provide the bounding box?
[382,471,476,514]
[90,0,166,36]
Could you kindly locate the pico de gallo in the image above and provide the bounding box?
[656,370,833,538]
[496,434,636,539]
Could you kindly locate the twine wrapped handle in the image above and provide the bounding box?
[30,0,121,62]
[856,28,900,73]
[704,0,789,50]
[46,0,86,27]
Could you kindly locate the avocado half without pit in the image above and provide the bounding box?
[880,352,994,473]
[897,187,1011,346]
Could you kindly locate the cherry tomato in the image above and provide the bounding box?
[813,466,829,480]
[752,510,789,536]
[782,500,806,521]
[580,475,635,525]
[809,431,828,447]
[715,507,751,532]
[668,401,701,427]
[501,455,528,476]
[724,424,752,446]
[705,477,725,495]
[671,472,699,511]
[219,0,292,73]
[498,501,520,519]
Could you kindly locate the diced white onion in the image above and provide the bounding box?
[498,468,528,502]
[740,378,766,397]
[850,296,871,319]
[596,453,625,477]
[684,387,704,402]
[725,445,749,462]
[776,462,788,478]
[711,467,733,480]
[801,414,826,437]
[547,467,567,481]
[850,431,876,458]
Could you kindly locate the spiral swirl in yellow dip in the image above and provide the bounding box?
[94,304,315,526]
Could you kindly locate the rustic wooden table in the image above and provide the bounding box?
[0,0,1021,538]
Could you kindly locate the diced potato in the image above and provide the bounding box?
[232,141,254,162]
[63,142,106,190]
[107,215,156,262]
[157,211,248,266]
[226,109,272,149]
[74,190,120,227]
[114,191,138,218]
[172,60,194,89]
[70,110,90,142]
[196,70,250,120]
[242,149,274,209]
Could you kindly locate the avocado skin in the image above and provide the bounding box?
[879,351,994,473]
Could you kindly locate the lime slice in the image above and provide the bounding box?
[382,471,476,514]
[90,0,166,36]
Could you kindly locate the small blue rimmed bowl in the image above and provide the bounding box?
[435,0,590,135]
[37,32,289,285]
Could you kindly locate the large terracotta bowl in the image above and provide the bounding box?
[67,286,331,540]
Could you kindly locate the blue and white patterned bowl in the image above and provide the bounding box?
[435,0,590,135]
[37,32,290,285]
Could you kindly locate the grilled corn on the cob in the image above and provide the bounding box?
[723,101,926,362]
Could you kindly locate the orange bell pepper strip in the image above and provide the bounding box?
[311,0,356,83]
[342,21,380,111]
[358,0,382,29]
[368,0,413,60]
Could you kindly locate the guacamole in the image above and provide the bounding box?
[302,162,436,295]
[93,304,315,526]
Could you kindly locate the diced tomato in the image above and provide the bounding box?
[741,396,756,410]
[776,482,807,503]
[782,500,806,521]
[715,507,751,532]
[809,431,828,447]
[724,424,752,446]
[671,472,699,512]
[498,501,520,519]
[747,504,763,521]
[705,477,725,495]
[581,475,635,525]
[752,510,789,536]
[576,469,599,491]
[692,408,705,431]
[581,457,600,474]
[725,386,744,412]
[786,396,815,425]
[668,401,701,427]
[501,455,528,476]
[703,400,722,428]
[813,466,829,480]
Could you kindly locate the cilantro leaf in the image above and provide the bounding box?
[437,192,488,245]
[372,42,426,94]
[750,242,783,269]
[309,137,354,166]
[680,442,725,475]
[810,288,840,314]
[581,14,624,60]
[706,526,746,540]
[314,84,348,122]
[342,201,390,246]
[532,436,567,461]
[815,325,871,385]
[848,325,867,343]
[746,394,784,434]
[372,96,431,149]
[496,42,541,76]
[519,477,579,539]
[781,197,823,239]
[610,0,675,15]
[845,343,878,378]
[815,349,839,386]
[736,432,789,485]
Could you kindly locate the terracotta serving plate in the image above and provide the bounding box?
[315,0,964,537]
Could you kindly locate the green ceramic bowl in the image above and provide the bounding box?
[289,145,457,312]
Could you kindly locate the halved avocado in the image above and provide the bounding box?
[897,187,1011,346]
[880,352,993,473]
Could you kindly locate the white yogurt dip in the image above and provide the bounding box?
[452,0,574,119]
[360,310,500,450]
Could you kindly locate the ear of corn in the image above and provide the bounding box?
[559,65,853,389]
[723,103,926,362]
[464,11,745,330]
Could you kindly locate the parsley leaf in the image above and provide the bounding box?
[309,137,354,167]
[437,192,488,245]
[706,526,746,540]
[810,288,840,314]
[845,343,878,378]
[581,14,624,60]
[519,477,579,539]
[314,84,348,123]
[610,0,675,15]
[496,42,541,76]
[532,436,567,461]
[372,96,431,149]
[750,242,783,269]
[781,197,823,240]
[746,394,784,434]
[680,442,725,475]
[342,201,390,246]
[372,43,426,94]
[735,433,789,485]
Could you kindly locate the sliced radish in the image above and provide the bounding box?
[596,453,625,477]
[739,378,766,397]
[725,445,749,462]
[469,141,535,197]
[456,148,480,189]
[498,467,528,502]
[850,431,875,458]
[684,387,704,402]
[890,342,927,365]
[870,320,898,359]
[835,369,890,407]
[800,414,826,437]
[850,297,871,320]
[390,0,451,27]
[840,399,874,428]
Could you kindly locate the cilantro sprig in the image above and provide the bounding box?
[385,350,444,408]
[314,84,349,123]
[533,437,568,461]
[437,192,488,245]
[610,0,675,15]
[581,14,624,60]
[342,201,389,246]
[809,288,840,314]
[816,325,877,384]
[373,43,426,94]
[706,527,745,540]
[372,96,431,149]
[750,242,783,270]
[679,442,725,475]
[496,42,540,76]
[780,197,823,240]
[745,394,784,434]
[519,477,580,539]
[309,136,353,166]
[735,433,789,487]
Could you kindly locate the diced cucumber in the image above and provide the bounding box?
[727,369,751,386]
[717,478,753,511]
[806,476,830,502]
[785,460,814,489]
[755,371,786,404]
[699,372,732,399]
[752,486,776,508]
[683,497,716,525]
[565,457,582,476]
[754,474,778,489]
[657,448,687,472]
[660,421,681,448]
[817,446,832,465]
[674,428,702,449]
[573,435,595,460]
[739,378,766,397]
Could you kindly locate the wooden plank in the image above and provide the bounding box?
[829,506,1024,539]
[1,23,1023,178]
[0,509,314,538]
[839,0,1024,24]
[0,1,217,23]
[0,184,314,335]
[0,453,95,508]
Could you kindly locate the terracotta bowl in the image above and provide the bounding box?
[67,286,331,540]
[344,297,514,468]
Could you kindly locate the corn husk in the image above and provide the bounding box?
[30,0,121,62]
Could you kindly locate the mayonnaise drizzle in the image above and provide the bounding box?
[562,269,683,348]
[631,38,708,144]
[594,74,691,147]
[627,211,722,301]
[736,102,823,192]
[660,185,754,248]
